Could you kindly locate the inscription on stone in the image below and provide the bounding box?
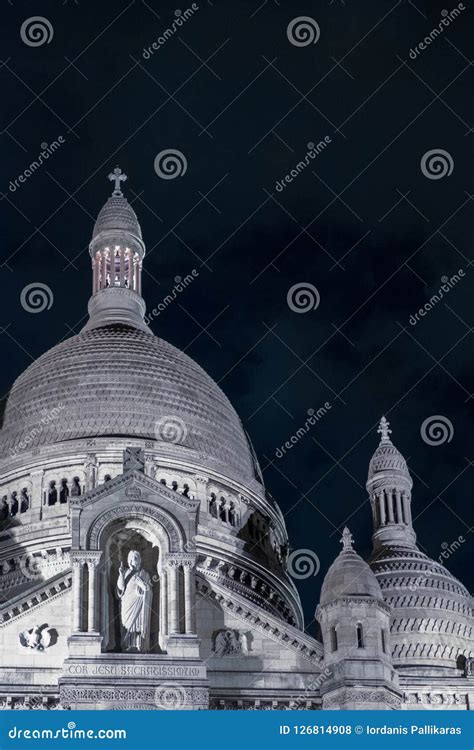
[65,663,205,679]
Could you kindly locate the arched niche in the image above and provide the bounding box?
[86,501,184,552]
[86,504,185,655]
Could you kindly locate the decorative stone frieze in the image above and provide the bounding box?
[0,572,72,626]
[324,689,402,709]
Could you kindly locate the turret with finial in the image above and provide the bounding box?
[367,417,416,550]
[83,168,148,333]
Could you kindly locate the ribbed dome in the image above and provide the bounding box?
[92,195,142,242]
[0,323,257,481]
[368,441,410,482]
[370,545,473,666]
[320,543,383,606]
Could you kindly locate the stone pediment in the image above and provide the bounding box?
[71,470,198,553]
[197,574,323,665]
[0,570,71,627]
[70,470,200,513]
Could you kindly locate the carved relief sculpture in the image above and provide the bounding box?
[19,625,54,651]
[214,630,248,656]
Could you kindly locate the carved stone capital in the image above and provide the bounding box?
[195,475,209,485]
[71,550,102,568]
[166,552,196,569]
[71,555,84,570]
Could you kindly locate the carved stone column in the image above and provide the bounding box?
[92,257,97,292]
[71,554,84,632]
[182,556,197,634]
[84,453,98,492]
[195,475,209,514]
[160,569,168,636]
[403,493,411,525]
[386,490,394,522]
[167,557,180,635]
[395,490,403,525]
[144,453,155,478]
[30,469,44,522]
[378,492,386,525]
[86,551,102,633]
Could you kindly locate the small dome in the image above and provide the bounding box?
[368,442,410,482]
[92,195,143,243]
[320,528,383,606]
[367,418,411,486]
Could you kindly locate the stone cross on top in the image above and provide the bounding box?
[340,526,354,552]
[377,416,392,443]
[108,166,127,196]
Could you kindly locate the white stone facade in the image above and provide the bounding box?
[0,174,472,710]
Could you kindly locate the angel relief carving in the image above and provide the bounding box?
[213,629,249,656]
[19,624,56,651]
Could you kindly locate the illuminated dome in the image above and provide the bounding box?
[370,544,473,670]
[368,440,411,484]
[92,194,143,241]
[0,325,257,480]
[0,168,258,482]
[320,527,383,606]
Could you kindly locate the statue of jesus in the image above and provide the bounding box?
[116,550,152,652]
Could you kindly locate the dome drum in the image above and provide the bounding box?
[82,287,149,332]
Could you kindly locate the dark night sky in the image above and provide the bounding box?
[1,0,473,632]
